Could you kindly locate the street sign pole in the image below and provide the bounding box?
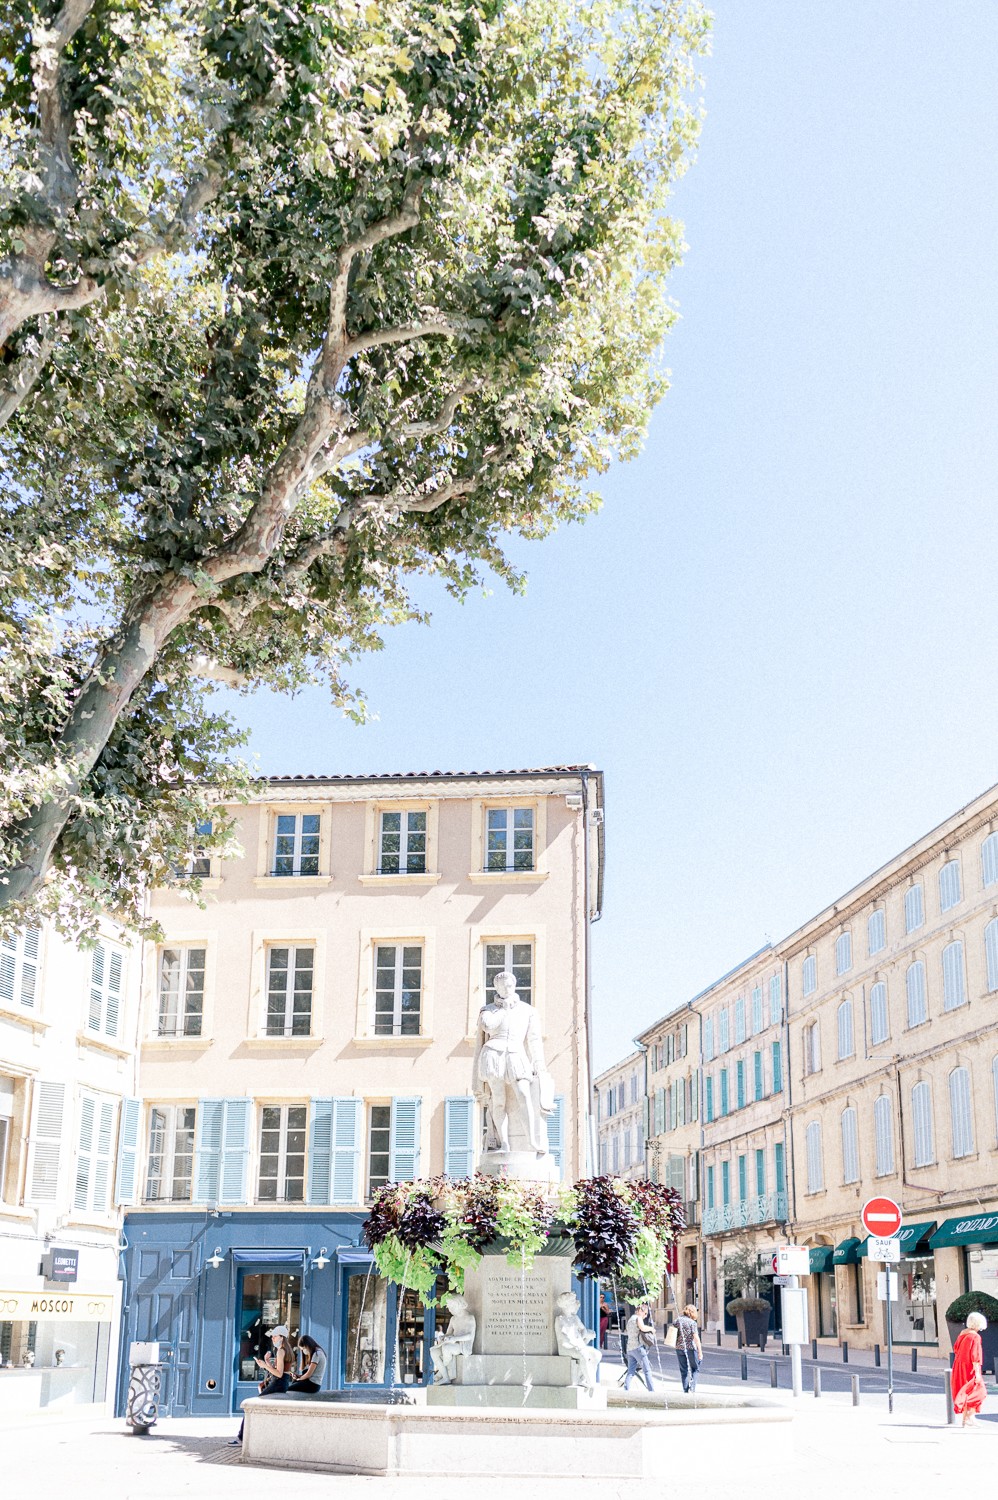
[790,1274,802,1397]
[885,1259,894,1414]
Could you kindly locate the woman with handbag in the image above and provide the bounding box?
[674,1303,703,1393]
[623,1303,656,1391]
[951,1311,988,1428]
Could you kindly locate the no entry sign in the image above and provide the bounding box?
[862,1196,902,1238]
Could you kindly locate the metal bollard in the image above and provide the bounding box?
[944,1372,955,1425]
[842,1341,849,1364]
[782,1343,789,1357]
[737,1330,744,1349]
[811,1338,818,1360]
[910,1347,917,1374]
[770,1360,778,1388]
[740,1352,748,1381]
[716,1328,722,1347]
[812,1366,822,1397]
[851,1374,860,1407]
[874,1343,881,1368]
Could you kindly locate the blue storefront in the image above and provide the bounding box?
[115,1210,597,1415]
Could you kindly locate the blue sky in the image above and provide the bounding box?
[215,4,998,1072]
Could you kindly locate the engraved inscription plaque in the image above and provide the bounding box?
[481,1263,556,1355]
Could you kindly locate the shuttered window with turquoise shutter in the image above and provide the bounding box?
[769,974,782,1023]
[737,1154,747,1201]
[115,1097,141,1205]
[751,986,763,1035]
[389,1096,421,1182]
[546,1097,565,1177]
[705,1075,714,1123]
[306,1098,362,1204]
[983,832,998,887]
[220,1098,251,1204]
[911,1081,934,1166]
[986,920,998,992]
[736,1060,745,1109]
[874,1094,894,1175]
[719,1068,729,1116]
[734,997,746,1044]
[74,1092,116,1213]
[771,1040,783,1093]
[445,1097,475,1178]
[307,1099,333,1202]
[753,1050,764,1100]
[194,1098,224,1202]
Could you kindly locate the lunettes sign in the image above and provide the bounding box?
[44,1248,79,1283]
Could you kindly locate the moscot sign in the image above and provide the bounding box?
[0,1291,114,1322]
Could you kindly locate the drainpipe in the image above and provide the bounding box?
[580,769,594,1172]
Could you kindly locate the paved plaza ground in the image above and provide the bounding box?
[4,1361,996,1500]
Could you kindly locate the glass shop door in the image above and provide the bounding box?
[341,1267,433,1387]
[233,1268,302,1412]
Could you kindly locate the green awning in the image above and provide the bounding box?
[929,1213,998,1249]
[809,1246,834,1273]
[857,1220,936,1259]
[833,1237,862,1265]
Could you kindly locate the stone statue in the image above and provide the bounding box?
[554,1292,601,1392]
[430,1294,476,1384]
[21,1349,35,1367]
[473,970,552,1157]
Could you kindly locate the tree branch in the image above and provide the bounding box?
[33,1,96,220]
[324,179,424,378]
[340,318,461,363]
[0,327,55,425]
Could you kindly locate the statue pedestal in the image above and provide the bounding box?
[476,1148,560,1184]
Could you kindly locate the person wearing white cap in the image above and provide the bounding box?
[233,1324,295,1444]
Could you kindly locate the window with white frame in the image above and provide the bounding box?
[911,1081,934,1166]
[145,1104,196,1201]
[904,883,924,933]
[867,909,886,956]
[986,919,998,993]
[835,932,852,975]
[374,944,422,1036]
[802,954,817,997]
[805,1121,824,1192]
[905,960,928,1027]
[485,807,534,872]
[769,974,782,1024]
[0,927,40,1011]
[874,1094,894,1175]
[939,859,962,912]
[982,832,998,888]
[258,1104,307,1202]
[949,1067,974,1158]
[265,946,314,1036]
[378,810,427,874]
[87,941,124,1041]
[942,940,966,1010]
[73,1091,116,1214]
[803,1021,821,1075]
[157,947,205,1037]
[484,941,532,1005]
[367,1103,391,1197]
[272,812,320,876]
[869,981,889,1045]
[751,986,763,1035]
[836,999,854,1060]
[841,1106,859,1183]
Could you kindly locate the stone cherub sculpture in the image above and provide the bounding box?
[554,1291,601,1392]
[473,970,553,1156]
[430,1294,476,1385]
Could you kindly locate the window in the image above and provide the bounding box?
[272,812,320,876]
[835,932,852,975]
[265,946,314,1037]
[184,819,213,878]
[982,832,998,887]
[805,1121,824,1192]
[486,807,534,872]
[705,1075,714,1123]
[874,1094,894,1175]
[994,1056,998,1142]
[868,909,886,956]
[905,960,928,1027]
[374,944,423,1036]
[630,1072,638,1104]
[0,927,40,1010]
[73,1092,116,1214]
[717,1008,730,1052]
[145,1105,196,1201]
[836,999,854,1060]
[484,941,532,1005]
[719,1068,729,1116]
[157,947,205,1037]
[904,883,924,933]
[870,981,889,1045]
[736,1060,746,1109]
[841,1107,859,1183]
[703,1017,715,1061]
[751,986,763,1035]
[737,1154,747,1201]
[939,860,961,912]
[721,1160,730,1207]
[87,941,124,1041]
[679,1023,689,1058]
[774,1141,786,1194]
[769,974,782,1024]
[706,1164,715,1210]
[802,954,817,997]
[755,1147,766,1196]
[985,919,998,994]
[367,1104,391,1197]
[803,1021,821,1076]
[379,810,427,874]
[771,1039,783,1093]
[911,1081,934,1166]
[753,1050,764,1101]
[942,940,966,1010]
[734,997,746,1044]
[256,1105,306,1202]
[949,1068,974,1158]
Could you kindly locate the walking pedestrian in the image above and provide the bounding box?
[674,1303,703,1393]
[623,1302,656,1391]
[232,1324,294,1445]
[289,1334,327,1394]
[599,1293,611,1350]
[952,1311,988,1428]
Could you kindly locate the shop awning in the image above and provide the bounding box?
[833,1237,862,1265]
[857,1221,936,1259]
[929,1213,998,1249]
[809,1246,834,1273]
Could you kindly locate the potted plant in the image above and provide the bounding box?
[944,1291,998,1374]
[723,1242,772,1350]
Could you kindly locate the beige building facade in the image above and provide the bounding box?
[593,1050,646,1181]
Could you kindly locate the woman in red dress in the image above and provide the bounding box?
[951,1311,988,1428]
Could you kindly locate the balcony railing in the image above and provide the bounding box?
[701,1192,788,1236]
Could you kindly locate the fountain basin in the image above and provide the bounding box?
[241,1392,792,1478]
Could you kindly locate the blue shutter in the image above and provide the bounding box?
[308,1098,333,1203]
[771,1040,783,1093]
[390,1096,421,1182]
[753,1051,764,1100]
[705,1075,714,1122]
[194,1098,223,1202]
[114,1097,141,1205]
[546,1095,565,1179]
[219,1098,251,1204]
[445,1097,475,1178]
[332,1098,362,1203]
